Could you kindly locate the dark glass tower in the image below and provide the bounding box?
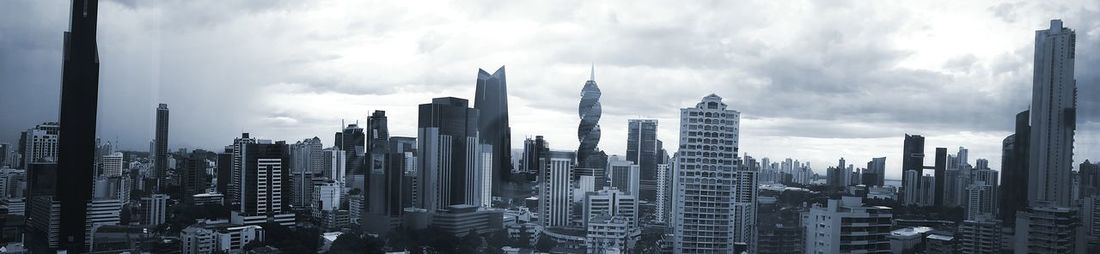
[901,134,925,204]
[578,66,603,166]
[341,124,365,176]
[155,103,169,183]
[365,110,390,215]
[933,147,947,207]
[627,119,659,203]
[474,66,513,197]
[1000,110,1030,224]
[417,97,480,211]
[55,0,100,251]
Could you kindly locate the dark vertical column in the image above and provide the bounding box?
[934,147,947,207]
[56,0,100,251]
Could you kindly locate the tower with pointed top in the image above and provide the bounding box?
[474,66,512,198]
[578,65,603,166]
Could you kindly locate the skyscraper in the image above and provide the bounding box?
[55,0,101,250]
[180,151,209,205]
[804,197,893,254]
[674,94,754,252]
[20,122,60,168]
[608,156,640,197]
[231,139,295,227]
[474,66,513,197]
[417,97,481,211]
[521,136,549,174]
[155,103,169,183]
[865,157,886,187]
[626,119,660,205]
[340,124,365,176]
[1000,110,1030,224]
[365,110,390,215]
[578,65,605,168]
[934,147,947,207]
[540,150,574,227]
[227,133,256,209]
[1027,19,1077,208]
[901,134,925,206]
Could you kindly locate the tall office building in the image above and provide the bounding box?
[474,66,513,197]
[578,65,606,168]
[417,97,482,211]
[365,110,390,215]
[141,194,168,226]
[539,151,574,227]
[1027,19,1077,208]
[627,119,661,206]
[227,133,257,209]
[901,134,925,206]
[321,148,346,183]
[20,122,60,168]
[289,137,322,208]
[339,124,365,175]
[673,94,755,252]
[1001,110,1030,224]
[180,151,209,205]
[55,0,102,250]
[155,103,169,182]
[521,136,549,174]
[26,161,60,251]
[583,187,638,229]
[934,147,947,207]
[100,152,123,177]
[803,197,893,254]
[864,157,886,187]
[230,139,295,227]
[608,156,640,197]
[967,169,1000,221]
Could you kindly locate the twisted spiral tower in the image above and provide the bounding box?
[578,65,602,162]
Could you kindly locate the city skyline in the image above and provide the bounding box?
[3,2,1099,178]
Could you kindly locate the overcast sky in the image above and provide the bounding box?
[2,0,1098,179]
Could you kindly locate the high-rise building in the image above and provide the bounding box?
[230,139,295,227]
[902,134,925,206]
[291,137,323,174]
[521,136,549,174]
[83,199,123,249]
[55,0,102,250]
[1079,161,1100,197]
[627,119,661,206]
[365,110,390,215]
[673,94,755,252]
[1027,19,1077,208]
[140,194,168,226]
[155,103,169,183]
[1014,206,1086,253]
[934,147,947,207]
[321,147,346,183]
[958,219,1003,254]
[583,187,638,228]
[608,156,640,196]
[656,162,673,224]
[340,124,365,176]
[966,169,999,221]
[474,66,513,197]
[539,150,574,227]
[180,151,209,205]
[227,133,256,209]
[865,157,886,187]
[20,122,60,169]
[100,152,123,177]
[578,65,606,168]
[417,97,482,211]
[803,197,893,254]
[1001,110,1031,224]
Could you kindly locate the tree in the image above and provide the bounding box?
[535,235,557,252]
[327,234,365,254]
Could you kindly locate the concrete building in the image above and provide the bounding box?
[539,151,574,227]
[583,187,638,229]
[1014,206,1086,254]
[958,220,1002,254]
[673,94,755,252]
[804,197,893,254]
[431,204,504,237]
[140,194,167,226]
[586,214,639,253]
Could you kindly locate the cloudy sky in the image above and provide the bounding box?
[2,0,1098,179]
